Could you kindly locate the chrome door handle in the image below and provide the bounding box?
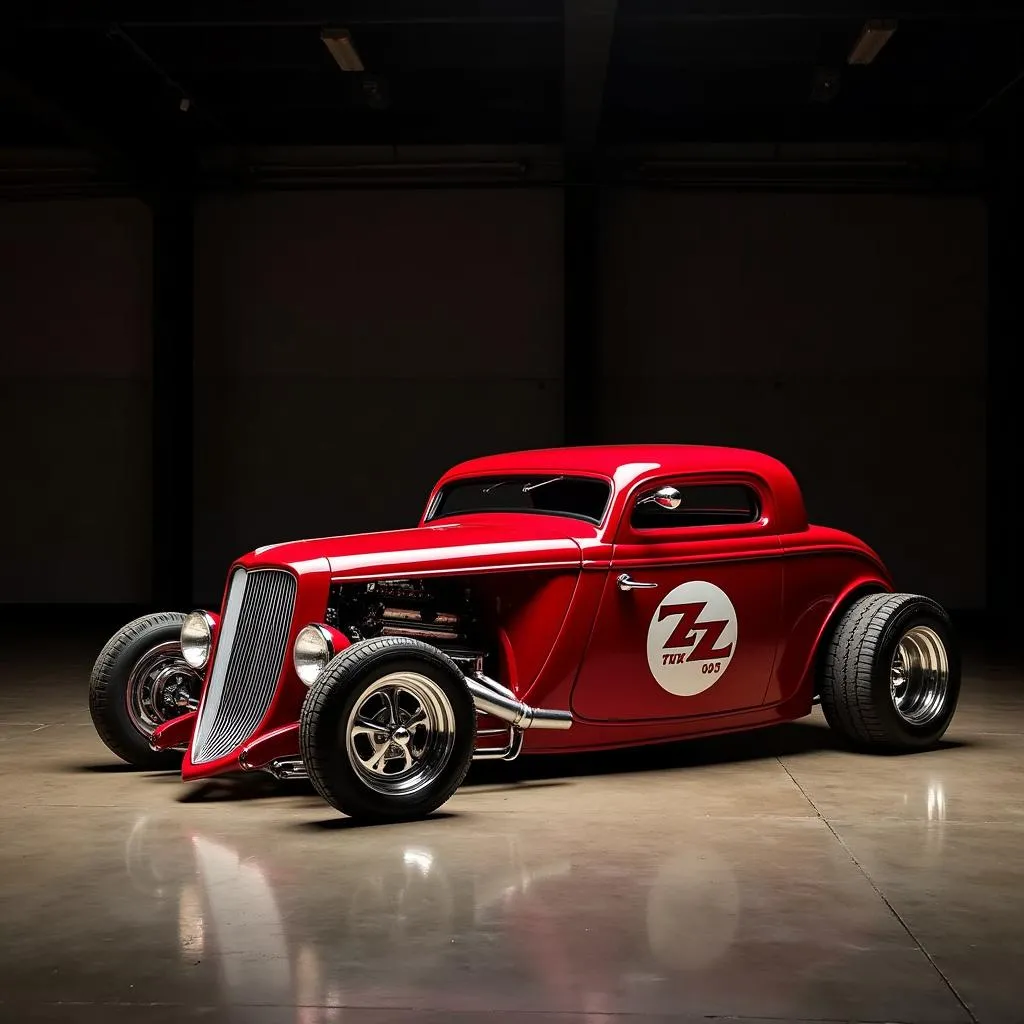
[617,573,658,592]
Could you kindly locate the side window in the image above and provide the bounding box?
[631,482,761,530]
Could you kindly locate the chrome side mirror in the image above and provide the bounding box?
[637,485,682,511]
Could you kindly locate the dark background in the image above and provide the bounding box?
[0,2,1018,622]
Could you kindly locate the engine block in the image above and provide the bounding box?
[325,578,486,672]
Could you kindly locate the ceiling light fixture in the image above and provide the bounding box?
[321,28,364,72]
[847,19,897,65]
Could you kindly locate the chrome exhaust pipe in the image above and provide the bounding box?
[471,671,518,701]
[466,676,573,731]
[265,758,308,781]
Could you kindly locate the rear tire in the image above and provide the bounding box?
[300,637,477,823]
[819,593,960,751]
[88,613,199,770]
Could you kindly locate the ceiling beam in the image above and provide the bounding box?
[33,14,560,30]
[620,2,1024,20]
[32,0,1024,30]
[564,0,618,160]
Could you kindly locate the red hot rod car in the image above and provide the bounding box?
[89,445,960,822]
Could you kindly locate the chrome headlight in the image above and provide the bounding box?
[293,624,335,686]
[180,610,215,670]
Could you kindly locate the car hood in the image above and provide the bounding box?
[238,514,590,579]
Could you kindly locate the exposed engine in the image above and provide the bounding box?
[325,578,489,673]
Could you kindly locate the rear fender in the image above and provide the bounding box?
[768,577,891,709]
[806,580,891,698]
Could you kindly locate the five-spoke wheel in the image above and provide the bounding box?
[346,671,457,796]
[300,637,476,823]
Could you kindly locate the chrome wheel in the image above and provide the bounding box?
[890,625,950,726]
[345,671,456,797]
[126,641,200,737]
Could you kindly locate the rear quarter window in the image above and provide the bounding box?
[631,483,761,530]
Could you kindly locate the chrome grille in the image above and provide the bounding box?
[190,567,297,765]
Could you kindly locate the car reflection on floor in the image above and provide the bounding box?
[116,771,955,1020]
[118,812,821,1019]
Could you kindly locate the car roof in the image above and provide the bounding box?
[444,444,787,486]
[436,445,808,534]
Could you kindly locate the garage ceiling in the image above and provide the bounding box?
[2,2,1023,156]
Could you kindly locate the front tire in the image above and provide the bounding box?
[300,637,477,823]
[819,593,960,750]
[88,612,201,769]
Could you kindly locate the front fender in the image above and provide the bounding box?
[238,722,301,770]
[150,711,198,751]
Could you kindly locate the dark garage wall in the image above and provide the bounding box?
[0,187,987,610]
[599,190,986,609]
[192,188,564,601]
[0,199,153,603]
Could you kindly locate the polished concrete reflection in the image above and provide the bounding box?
[1,625,1022,1023]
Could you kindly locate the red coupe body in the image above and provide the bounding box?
[152,445,893,782]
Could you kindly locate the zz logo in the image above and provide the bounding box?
[646,581,738,696]
[657,602,734,664]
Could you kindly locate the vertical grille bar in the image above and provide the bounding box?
[191,567,297,765]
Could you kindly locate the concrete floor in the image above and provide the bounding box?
[1,626,1022,1024]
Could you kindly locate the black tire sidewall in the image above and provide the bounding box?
[89,617,190,768]
[302,644,477,822]
[867,599,961,747]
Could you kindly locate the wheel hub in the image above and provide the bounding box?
[345,671,457,797]
[889,625,950,726]
[153,666,196,712]
[126,642,201,736]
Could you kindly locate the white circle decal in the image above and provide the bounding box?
[646,581,738,696]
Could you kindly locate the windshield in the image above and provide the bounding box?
[428,475,611,526]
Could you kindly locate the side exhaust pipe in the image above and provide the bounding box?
[466,675,573,731]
